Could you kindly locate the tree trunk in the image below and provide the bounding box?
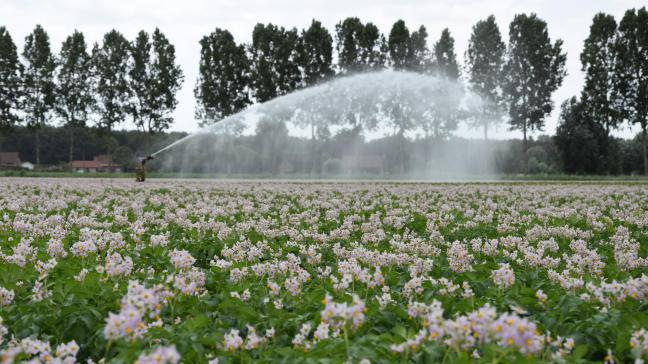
[480,110,488,141]
[642,124,647,176]
[522,122,528,152]
[522,121,528,173]
[35,128,41,167]
[69,129,75,163]
[310,122,316,175]
[398,130,405,175]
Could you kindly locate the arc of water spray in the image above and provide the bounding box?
[151,88,309,157]
[150,70,481,159]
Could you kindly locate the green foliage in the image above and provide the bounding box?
[388,20,410,70]
[407,26,430,73]
[581,13,618,133]
[465,15,506,140]
[411,28,463,142]
[335,17,387,73]
[22,25,56,165]
[555,97,607,174]
[432,28,460,81]
[299,20,334,86]
[249,23,302,103]
[1,182,647,363]
[613,7,648,175]
[0,26,23,131]
[92,29,131,131]
[56,30,94,129]
[503,13,567,150]
[128,29,184,134]
[22,24,56,131]
[194,28,251,126]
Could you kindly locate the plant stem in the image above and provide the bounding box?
[441,347,450,364]
[104,339,112,359]
[343,323,350,360]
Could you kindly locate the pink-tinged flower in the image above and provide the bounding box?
[168,249,196,271]
[447,241,474,273]
[244,326,262,350]
[224,329,244,351]
[536,289,548,304]
[172,267,206,296]
[70,240,97,257]
[134,345,180,364]
[0,287,14,306]
[492,263,515,289]
[0,337,78,364]
[313,322,330,341]
[104,252,133,277]
[292,323,312,350]
[630,329,648,361]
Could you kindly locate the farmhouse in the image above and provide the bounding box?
[0,152,21,169]
[71,154,122,173]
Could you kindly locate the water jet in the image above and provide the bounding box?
[150,70,496,180]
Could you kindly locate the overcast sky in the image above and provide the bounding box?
[3,0,646,139]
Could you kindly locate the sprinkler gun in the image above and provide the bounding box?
[141,155,154,165]
[135,155,154,182]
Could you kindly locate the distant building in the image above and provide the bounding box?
[70,154,122,173]
[0,152,21,169]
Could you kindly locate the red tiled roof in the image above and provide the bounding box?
[71,155,122,170]
[71,160,103,168]
[0,152,21,166]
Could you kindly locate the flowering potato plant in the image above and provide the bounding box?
[0,179,647,363]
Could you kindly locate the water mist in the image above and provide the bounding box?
[151,70,497,180]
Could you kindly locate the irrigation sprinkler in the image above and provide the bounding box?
[135,155,154,182]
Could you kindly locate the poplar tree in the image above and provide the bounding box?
[335,17,387,73]
[613,7,648,175]
[56,30,94,161]
[581,13,618,134]
[93,29,131,131]
[299,19,334,85]
[408,25,430,72]
[130,29,183,133]
[149,29,183,132]
[433,28,460,80]
[128,30,153,132]
[195,28,251,126]
[22,25,56,166]
[249,23,302,103]
[466,15,506,140]
[555,97,606,174]
[388,20,410,70]
[335,17,364,73]
[503,13,567,154]
[418,28,462,141]
[0,27,22,134]
[580,13,618,172]
[296,19,335,173]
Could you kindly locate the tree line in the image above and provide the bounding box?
[1,8,647,174]
[0,26,183,164]
[195,16,566,149]
[194,9,646,174]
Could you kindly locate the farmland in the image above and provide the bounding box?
[0,179,647,363]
